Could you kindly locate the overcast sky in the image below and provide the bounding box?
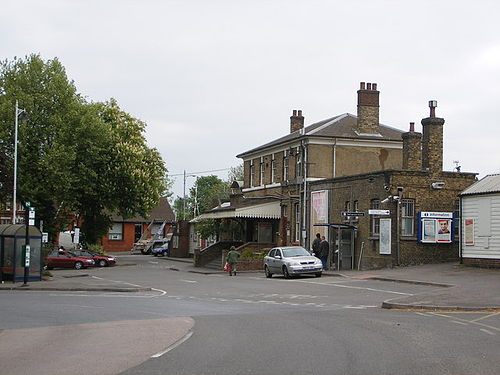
[2,0,499,199]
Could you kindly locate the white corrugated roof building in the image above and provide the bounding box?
[460,174,500,196]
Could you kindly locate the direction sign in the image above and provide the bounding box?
[368,209,390,215]
[342,212,365,217]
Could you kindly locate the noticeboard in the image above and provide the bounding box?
[418,212,453,244]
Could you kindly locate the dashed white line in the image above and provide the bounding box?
[451,320,468,326]
[480,328,495,336]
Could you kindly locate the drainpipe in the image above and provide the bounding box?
[396,199,401,266]
[301,140,308,248]
[459,196,463,264]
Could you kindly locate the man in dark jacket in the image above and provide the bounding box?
[319,236,329,270]
[312,233,321,257]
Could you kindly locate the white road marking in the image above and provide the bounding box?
[151,331,194,358]
[480,328,495,336]
[180,280,198,283]
[451,320,468,325]
[415,312,433,317]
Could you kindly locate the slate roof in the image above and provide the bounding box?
[237,113,405,158]
[460,174,500,196]
[110,197,175,223]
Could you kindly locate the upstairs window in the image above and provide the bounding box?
[283,151,289,181]
[296,151,302,178]
[260,158,265,185]
[271,155,276,184]
[250,161,255,187]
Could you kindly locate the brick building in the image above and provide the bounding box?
[102,197,175,252]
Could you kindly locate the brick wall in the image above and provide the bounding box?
[463,258,500,268]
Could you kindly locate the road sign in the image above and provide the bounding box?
[24,245,31,267]
[25,201,31,207]
[342,212,365,217]
[368,209,390,215]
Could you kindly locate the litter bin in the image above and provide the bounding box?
[0,224,42,283]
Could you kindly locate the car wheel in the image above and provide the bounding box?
[153,253,158,257]
[98,259,107,267]
[315,272,322,278]
[283,266,291,279]
[74,261,83,270]
[264,265,272,278]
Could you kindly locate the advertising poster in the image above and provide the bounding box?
[422,219,436,243]
[436,219,452,243]
[464,219,474,246]
[310,190,328,241]
[379,218,391,255]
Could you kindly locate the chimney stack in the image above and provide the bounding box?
[356,81,380,134]
[402,122,422,170]
[290,109,304,133]
[421,100,445,176]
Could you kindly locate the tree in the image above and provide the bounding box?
[228,163,244,183]
[0,54,170,244]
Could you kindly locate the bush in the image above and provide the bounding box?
[87,244,105,255]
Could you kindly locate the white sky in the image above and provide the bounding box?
[2,0,499,199]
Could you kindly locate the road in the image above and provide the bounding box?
[0,254,499,375]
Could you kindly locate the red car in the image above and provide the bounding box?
[46,250,95,270]
[70,250,116,267]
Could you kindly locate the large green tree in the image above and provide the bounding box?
[0,54,170,244]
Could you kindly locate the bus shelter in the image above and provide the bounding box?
[0,224,42,282]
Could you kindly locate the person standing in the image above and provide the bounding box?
[312,233,321,257]
[319,236,329,271]
[226,246,240,276]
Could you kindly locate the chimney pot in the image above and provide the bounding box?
[367,83,372,90]
[360,82,366,90]
[429,100,437,118]
[292,110,297,116]
[409,122,415,132]
[297,110,302,117]
[372,83,377,90]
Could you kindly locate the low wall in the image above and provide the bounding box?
[236,259,264,271]
[463,258,500,269]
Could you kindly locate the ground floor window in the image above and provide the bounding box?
[401,199,415,236]
[109,222,123,240]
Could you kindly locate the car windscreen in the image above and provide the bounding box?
[282,247,310,257]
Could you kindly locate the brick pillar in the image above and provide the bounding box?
[421,101,444,176]
[290,109,304,133]
[402,122,422,170]
[357,82,380,134]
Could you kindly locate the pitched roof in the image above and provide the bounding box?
[460,174,500,196]
[110,197,175,223]
[237,113,404,158]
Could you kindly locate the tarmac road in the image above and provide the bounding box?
[0,317,194,375]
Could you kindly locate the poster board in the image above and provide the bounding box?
[379,218,391,255]
[310,190,329,241]
[418,212,453,243]
[464,219,474,246]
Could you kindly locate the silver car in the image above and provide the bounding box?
[264,246,323,278]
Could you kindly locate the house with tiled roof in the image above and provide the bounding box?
[102,197,175,252]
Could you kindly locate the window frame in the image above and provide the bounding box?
[400,198,415,237]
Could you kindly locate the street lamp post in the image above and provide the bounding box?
[12,100,26,224]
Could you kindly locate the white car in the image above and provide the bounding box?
[264,246,323,278]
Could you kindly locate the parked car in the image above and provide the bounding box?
[71,250,116,267]
[264,246,323,278]
[46,250,95,270]
[151,244,169,257]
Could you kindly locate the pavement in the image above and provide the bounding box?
[1,253,499,311]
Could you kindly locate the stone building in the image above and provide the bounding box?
[195,82,477,269]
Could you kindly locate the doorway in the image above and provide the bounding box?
[334,228,354,270]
